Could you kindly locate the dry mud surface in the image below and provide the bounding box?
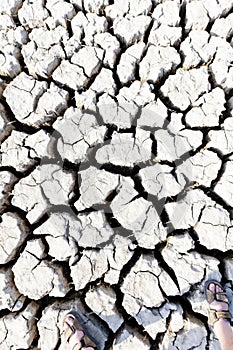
[0,0,233,349]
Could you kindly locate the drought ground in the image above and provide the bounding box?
[0,0,233,349]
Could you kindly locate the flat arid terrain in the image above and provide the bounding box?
[0,0,233,349]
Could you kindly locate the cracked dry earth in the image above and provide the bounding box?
[1,1,233,350]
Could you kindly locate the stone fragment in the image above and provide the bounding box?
[0,268,26,311]
[113,326,150,350]
[160,317,207,350]
[0,212,30,264]
[85,286,123,332]
[0,130,51,171]
[185,88,225,127]
[71,12,108,45]
[94,32,120,68]
[194,204,233,251]
[117,42,145,84]
[208,117,233,155]
[53,107,107,163]
[70,250,109,290]
[12,239,71,299]
[121,254,179,308]
[12,164,74,223]
[200,0,232,20]
[113,15,151,46]
[210,14,233,39]
[180,30,215,69]
[110,177,167,248]
[177,150,221,187]
[45,0,76,29]
[160,67,210,111]
[185,1,209,31]
[162,234,215,294]
[0,302,39,350]
[90,68,116,95]
[214,161,233,207]
[139,164,184,200]
[0,171,16,206]
[75,167,119,210]
[148,24,182,47]
[3,72,47,123]
[105,0,152,18]
[75,89,97,111]
[38,299,108,350]
[22,26,68,78]
[165,189,213,230]
[140,45,180,84]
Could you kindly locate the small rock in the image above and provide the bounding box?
[152,1,180,26]
[0,212,30,264]
[1,0,23,15]
[140,45,181,84]
[118,81,155,107]
[12,239,71,299]
[71,46,104,77]
[160,67,210,111]
[85,286,124,332]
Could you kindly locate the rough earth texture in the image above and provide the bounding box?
[0,0,233,349]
